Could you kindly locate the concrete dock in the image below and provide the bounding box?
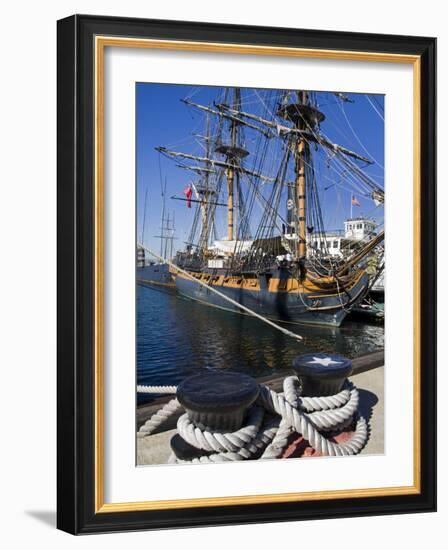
[137,352,384,466]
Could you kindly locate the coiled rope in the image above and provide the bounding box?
[137,375,368,462]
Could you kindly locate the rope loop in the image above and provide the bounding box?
[137,376,369,462]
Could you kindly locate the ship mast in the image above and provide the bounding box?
[215,88,248,243]
[202,116,211,249]
[227,103,236,241]
[296,91,308,259]
[278,91,325,259]
[152,179,177,260]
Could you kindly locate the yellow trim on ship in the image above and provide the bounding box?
[137,278,176,288]
[176,269,364,296]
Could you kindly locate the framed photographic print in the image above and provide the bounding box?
[57,14,436,534]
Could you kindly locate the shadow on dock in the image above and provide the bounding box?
[357,388,379,424]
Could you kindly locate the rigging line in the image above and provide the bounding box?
[279,98,379,196]
[253,89,276,118]
[365,94,385,122]
[302,152,372,197]
[252,146,289,245]
[351,194,384,218]
[245,173,288,229]
[308,161,328,254]
[292,103,384,192]
[372,96,385,117]
[205,170,225,246]
[339,100,384,170]
[157,147,276,183]
[193,135,208,155]
[183,86,202,101]
[320,101,364,154]
[323,160,372,197]
[294,114,381,196]
[318,143,378,193]
[335,152,383,194]
[327,134,382,188]
[139,243,303,342]
[236,130,276,252]
[372,95,384,109]
[141,185,149,246]
[164,112,206,150]
[287,128,374,205]
[227,92,380,188]
[157,152,164,196]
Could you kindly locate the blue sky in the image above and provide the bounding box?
[136,83,384,255]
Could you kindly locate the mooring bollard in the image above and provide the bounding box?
[170,371,260,461]
[292,352,353,396]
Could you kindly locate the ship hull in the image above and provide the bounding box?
[137,264,175,288]
[175,271,369,327]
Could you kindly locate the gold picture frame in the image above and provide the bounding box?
[57,15,436,534]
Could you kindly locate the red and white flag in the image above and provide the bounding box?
[351,195,361,207]
[183,183,193,208]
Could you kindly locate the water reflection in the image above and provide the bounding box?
[136,284,384,405]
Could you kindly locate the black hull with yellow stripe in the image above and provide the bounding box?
[175,267,369,327]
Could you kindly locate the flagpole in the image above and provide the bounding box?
[350,194,353,219]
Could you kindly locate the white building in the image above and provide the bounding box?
[309,231,344,258]
[308,217,378,258]
[208,239,253,256]
[344,218,377,241]
[136,245,146,267]
[207,239,253,268]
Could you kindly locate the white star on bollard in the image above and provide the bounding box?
[307,356,342,367]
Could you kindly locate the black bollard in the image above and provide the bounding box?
[292,352,353,396]
[171,372,259,461]
[176,371,260,431]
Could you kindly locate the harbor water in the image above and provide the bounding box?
[137,284,384,405]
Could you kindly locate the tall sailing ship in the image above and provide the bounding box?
[156,88,384,327]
